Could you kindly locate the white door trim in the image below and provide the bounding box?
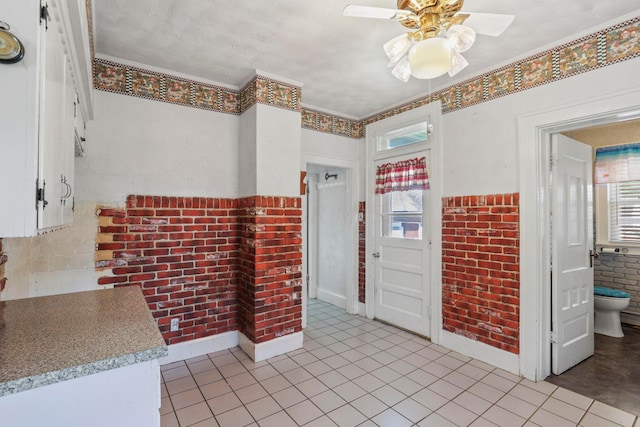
[301,154,360,329]
[518,88,640,381]
[365,104,443,343]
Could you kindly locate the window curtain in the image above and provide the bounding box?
[594,142,640,184]
[375,156,430,194]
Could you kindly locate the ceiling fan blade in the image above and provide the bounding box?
[343,4,414,21]
[462,12,515,37]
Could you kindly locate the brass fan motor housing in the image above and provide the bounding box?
[397,0,466,40]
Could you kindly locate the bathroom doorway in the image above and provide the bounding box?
[545,118,640,415]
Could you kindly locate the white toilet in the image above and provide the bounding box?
[594,286,631,338]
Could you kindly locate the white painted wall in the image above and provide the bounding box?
[75,91,240,204]
[315,170,348,308]
[301,129,365,199]
[442,60,640,198]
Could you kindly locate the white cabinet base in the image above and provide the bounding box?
[0,360,160,427]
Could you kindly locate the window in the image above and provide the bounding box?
[607,180,640,242]
[381,189,423,239]
[377,122,428,152]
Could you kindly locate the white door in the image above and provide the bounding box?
[373,152,431,336]
[551,134,594,375]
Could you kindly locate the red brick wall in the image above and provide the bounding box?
[237,196,303,344]
[442,193,520,354]
[96,196,239,345]
[0,239,7,293]
[358,201,366,304]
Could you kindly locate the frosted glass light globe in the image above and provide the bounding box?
[408,38,451,79]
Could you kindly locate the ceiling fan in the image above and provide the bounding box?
[343,0,515,81]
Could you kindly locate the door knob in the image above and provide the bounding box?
[372,252,380,258]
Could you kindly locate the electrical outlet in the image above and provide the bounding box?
[170,318,179,332]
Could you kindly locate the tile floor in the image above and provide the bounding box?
[546,323,640,416]
[160,299,640,426]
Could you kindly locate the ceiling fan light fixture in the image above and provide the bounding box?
[383,33,413,64]
[448,50,468,76]
[391,56,412,82]
[408,37,451,79]
[446,24,476,52]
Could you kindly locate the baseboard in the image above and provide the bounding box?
[317,288,347,309]
[239,331,304,362]
[621,311,640,327]
[440,330,520,376]
[158,331,239,365]
[357,302,366,316]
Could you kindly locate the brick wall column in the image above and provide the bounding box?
[237,73,304,360]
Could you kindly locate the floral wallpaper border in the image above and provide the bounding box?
[92,15,639,139]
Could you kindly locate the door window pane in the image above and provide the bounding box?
[381,190,423,239]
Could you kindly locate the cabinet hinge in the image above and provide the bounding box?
[40,3,49,30]
[549,331,558,344]
[36,179,48,210]
[550,154,558,167]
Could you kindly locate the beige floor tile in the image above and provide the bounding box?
[166,375,198,395]
[333,381,367,402]
[282,366,313,385]
[428,378,464,400]
[193,369,223,387]
[327,404,367,427]
[260,374,292,394]
[250,365,279,381]
[171,387,205,411]
[453,391,492,415]
[235,383,268,405]
[317,370,350,388]
[161,412,179,427]
[587,401,637,427]
[417,412,457,427]
[160,396,174,415]
[371,384,407,406]
[310,390,347,413]
[227,372,257,390]
[412,387,450,411]
[175,401,214,427]
[437,401,479,427]
[207,391,243,416]
[216,406,254,427]
[481,372,517,393]
[244,396,281,421]
[285,400,324,425]
[542,397,586,423]
[393,397,432,423]
[468,382,506,403]
[351,393,388,418]
[389,375,424,396]
[508,383,549,407]
[162,365,192,382]
[304,360,333,376]
[496,394,538,419]
[336,363,367,380]
[200,379,232,400]
[296,377,329,398]
[552,387,594,410]
[188,359,216,374]
[372,408,413,427]
[271,386,307,409]
[529,408,576,427]
[482,405,526,427]
[218,362,247,379]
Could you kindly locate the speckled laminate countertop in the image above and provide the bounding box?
[0,287,167,397]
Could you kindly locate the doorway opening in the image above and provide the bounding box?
[545,119,640,415]
[301,158,359,329]
[518,88,640,412]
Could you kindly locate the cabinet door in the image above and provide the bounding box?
[38,4,71,229]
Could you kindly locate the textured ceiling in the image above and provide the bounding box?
[94,0,640,118]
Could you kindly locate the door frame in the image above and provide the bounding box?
[365,104,443,343]
[518,88,640,381]
[301,154,360,328]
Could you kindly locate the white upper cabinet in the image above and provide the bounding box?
[0,0,93,236]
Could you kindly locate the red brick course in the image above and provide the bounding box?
[96,195,302,346]
[237,196,303,344]
[442,193,520,354]
[0,239,7,292]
